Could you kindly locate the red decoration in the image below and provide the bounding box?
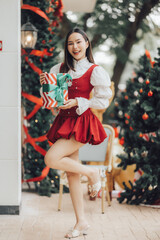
[145,49,155,68]
[125,120,129,124]
[54,0,63,19]
[22,48,53,58]
[21,4,49,22]
[145,79,150,85]
[25,56,42,75]
[142,132,156,141]
[124,95,128,100]
[119,137,124,145]
[124,113,130,119]
[148,90,153,97]
[0,40,2,51]
[142,113,149,120]
[21,1,63,184]
[139,88,143,93]
[114,127,119,138]
[130,126,133,131]
[49,47,55,52]
[139,133,143,137]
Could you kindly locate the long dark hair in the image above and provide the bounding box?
[60,27,95,73]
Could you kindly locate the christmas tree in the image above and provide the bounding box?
[114,49,160,205]
[21,0,68,196]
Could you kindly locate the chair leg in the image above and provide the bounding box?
[58,183,63,211]
[101,177,105,214]
[106,181,111,206]
[106,171,113,201]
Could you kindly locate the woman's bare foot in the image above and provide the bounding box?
[89,168,101,198]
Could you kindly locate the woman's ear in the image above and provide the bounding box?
[86,41,89,49]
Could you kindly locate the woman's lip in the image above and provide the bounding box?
[73,51,80,55]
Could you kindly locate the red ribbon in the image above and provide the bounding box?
[23,125,47,156]
[22,125,50,183]
[22,166,50,183]
[24,104,42,120]
[21,4,49,22]
[22,91,43,105]
[145,49,155,68]
[22,48,53,57]
[25,56,43,75]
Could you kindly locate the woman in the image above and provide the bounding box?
[40,27,112,238]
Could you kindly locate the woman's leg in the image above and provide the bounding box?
[66,150,88,231]
[44,136,99,184]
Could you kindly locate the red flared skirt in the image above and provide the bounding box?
[47,107,107,145]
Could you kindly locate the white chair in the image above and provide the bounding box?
[58,124,115,214]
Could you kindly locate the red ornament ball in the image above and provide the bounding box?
[148,90,153,97]
[145,79,150,84]
[125,120,129,124]
[119,137,124,145]
[139,88,143,93]
[139,133,143,137]
[130,126,133,131]
[125,95,128,100]
[142,113,149,120]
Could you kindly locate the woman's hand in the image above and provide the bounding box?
[40,72,46,85]
[58,99,78,109]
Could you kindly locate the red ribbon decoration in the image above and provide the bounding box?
[25,104,42,120]
[145,49,155,68]
[22,91,43,105]
[23,125,47,156]
[25,56,43,75]
[22,92,42,120]
[22,48,53,57]
[22,125,50,183]
[21,4,49,22]
[22,166,50,183]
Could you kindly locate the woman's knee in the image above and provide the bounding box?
[66,171,79,178]
[44,151,58,168]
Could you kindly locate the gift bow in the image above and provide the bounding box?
[42,73,72,106]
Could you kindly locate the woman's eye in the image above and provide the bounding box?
[77,41,81,44]
[68,43,73,45]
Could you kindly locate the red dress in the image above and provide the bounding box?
[46,64,107,145]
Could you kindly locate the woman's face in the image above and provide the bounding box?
[67,32,89,61]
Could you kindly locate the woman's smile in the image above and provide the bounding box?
[67,32,88,61]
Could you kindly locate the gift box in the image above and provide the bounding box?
[41,73,72,108]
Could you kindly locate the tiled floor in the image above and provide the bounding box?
[0,186,160,240]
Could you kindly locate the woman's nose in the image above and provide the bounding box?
[73,43,78,49]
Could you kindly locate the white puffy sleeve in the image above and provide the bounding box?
[49,63,62,74]
[76,66,112,115]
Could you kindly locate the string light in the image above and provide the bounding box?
[35,119,38,123]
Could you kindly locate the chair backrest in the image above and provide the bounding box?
[79,124,115,168]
